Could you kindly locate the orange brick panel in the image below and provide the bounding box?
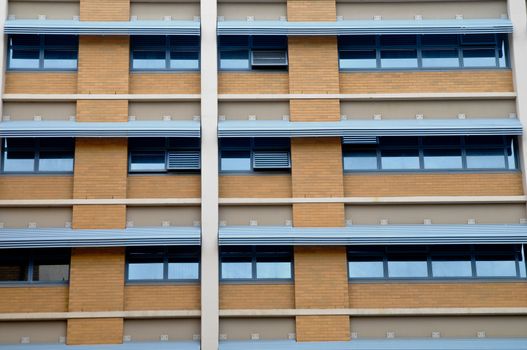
[80,0,130,21]
[291,138,344,198]
[344,173,524,197]
[219,72,289,94]
[296,315,350,341]
[77,100,128,122]
[349,282,527,308]
[73,138,128,199]
[72,205,126,229]
[77,36,129,94]
[125,285,200,310]
[0,286,68,313]
[339,70,514,94]
[127,175,201,198]
[287,0,336,22]
[290,99,340,122]
[220,175,292,198]
[67,318,123,345]
[68,248,125,312]
[293,203,345,227]
[0,176,73,200]
[288,37,339,94]
[5,72,77,94]
[294,246,349,309]
[130,73,200,94]
[220,284,295,309]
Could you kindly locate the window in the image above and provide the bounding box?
[348,245,527,280]
[129,138,200,172]
[0,249,70,283]
[219,36,288,70]
[126,246,200,282]
[1,138,74,173]
[219,138,291,172]
[339,34,508,70]
[220,246,293,281]
[131,36,200,71]
[343,136,518,172]
[8,35,78,70]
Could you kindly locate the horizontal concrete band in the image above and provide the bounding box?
[0,196,525,207]
[2,307,527,321]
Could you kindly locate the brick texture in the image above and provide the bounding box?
[219,72,289,94]
[4,72,77,94]
[349,282,527,308]
[80,0,130,21]
[0,286,68,313]
[344,173,524,197]
[77,36,129,94]
[127,175,201,198]
[68,247,125,312]
[0,176,73,200]
[73,138,128,199]
[340,70,514,94]
[77,100,128,122]
[287,0,336,21]
[220,284,295,309]
[130,73,200,94]
[296,316,350,341]
[67,318,123,345]
[293,203,345,227]
[72,205,126,229]
[290,99,341,122]
[220,175,292,198]
[125,285,200,310]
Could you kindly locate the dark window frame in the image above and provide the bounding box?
[218,35,288,71]
[130,35,200,71]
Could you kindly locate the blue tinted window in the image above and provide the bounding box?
[220,150,251,171]
[219,35,287,70]
[463,48,496,67]
[128,138,200,173]
[380,50,418,68]
[126,247,199,281]
[220,50,250,69]
[1,138,74,173]
[219,138,291,172]
[380,149,420,169]
[0,249,70,283]
[349,258,385,278]
[220,246,293,281]
[8,35,77,70]
[343,147,378,170]
[131,36,199,70]
[340,50,377,69]
[423,149,462,169]
[422,49,460,68]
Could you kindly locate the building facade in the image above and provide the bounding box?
[0,0,527,349]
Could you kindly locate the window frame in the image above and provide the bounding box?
[218,35,288,71]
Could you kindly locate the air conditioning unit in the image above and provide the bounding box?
[251,50,288,67]
[253,151,291,169]
[166,151,200,170]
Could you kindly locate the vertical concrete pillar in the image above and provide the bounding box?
[0,0,7,118]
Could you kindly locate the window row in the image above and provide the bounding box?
[343,136,518,172]
[1,138,74,173]
[348,245,526,280]
[0,249,70,283]
[8,34,510,71]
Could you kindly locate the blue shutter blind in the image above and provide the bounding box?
[253,151,291,169]
[166,151,200,170]
[342,136,378,144]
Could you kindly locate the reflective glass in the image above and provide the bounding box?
[380,50,418,68]
[348,259,384,278]
[170,51,199,70]
[221,262,252,279]
[380,149,420,169]
[463,48,496,67]
[476,255,517,277]
[432,258,472,277]
[39,151,74,172]
[130,152,166,171]
[9,48,40,69]
[422,49,460,68]
[220,50,250,69]
[497,38,507,67]
[3,150,34,172]
[256,262,291,279]
[128,262,164,280]
[343,149,378,170]
[32,261,69,282]
[380,35,417,46]
[507,139,517,169]
[466,148,506,169]
[43,50,77,69]
[340,50,377,69]
[0,255,27,281]
[168,262,199,280]
[387,256,428,278]
[132,50,166,69]
[423,149,462,169]
[221,150,251,171]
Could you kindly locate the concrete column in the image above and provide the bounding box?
[508,0,527,191]
[200,0,219,348]
[0,0,7,118]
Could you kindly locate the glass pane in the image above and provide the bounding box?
[461,34,496,45]
[423,149,462,169]
[3,150,34,172]
[168,262,199,280]
[465,136,504,146]
[39,151,74,172]
[132,50,166,69]
[422,136,460,147]
[432,258,472,277]
[343,149,378,170]
[220,150,251,171]
[11,35,40,47]
[220,50,250,69]
[507,138,517,169]
[0,254,28,281]
[388,255,428,278]
[221,262,252,279]
[44,35,77,48]
[380,149,420,170]
[170,51,199,70]
[497,37,507,67]
[422,49,460,68]
[256,262,291,279]
[466,149,506,169]
[130,152,166,171]
[43,50,77,69]
[380,50,418,68]
[380,35,417,46]
[39,138,74,149]
[380,137,418,147]
[33,262,69,282]
[348,260,385,278]
[463,49,496,67]
[339,35,376,48]
[9,48,40,69]
[476,255,517,277]
[340,50,377,69]
[421,35,458,46]
[128,262,164,280]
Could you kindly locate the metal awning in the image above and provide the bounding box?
[217,19,513,36]
[4,19,200,35]
[219,225,527,245]
[0,120,200,138]
[0,227,201,248]
[218,118,522,138]
[0,342,200,350]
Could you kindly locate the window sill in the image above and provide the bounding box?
[7,69,77,72]
[339,67,511,73]
[125,280,200,285]
[220,280,293,285]
[0,172,74,176]
[343,169,520,175]
[348,279,527,284]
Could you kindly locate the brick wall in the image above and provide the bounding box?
[67,318,123,345]
[219,72,289,94]
[340,70,514,94]
[293,203,344,227]
[0,286,68,313]
[80,0,130,21]
[4,72,77,94]
[0,176,73,200]
[287,0,336,21]
[127,175,201,198]
[77,100,128,122]
[220,175,292,198]
[290,99,340,122]
[130,73,200,94]
[72,205,126,229]
[220,284,295,309]
[344,173,524,197]
[296,316,350,341]
[125,285,200,310]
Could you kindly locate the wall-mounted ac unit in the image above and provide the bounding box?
[251,50,288,67]
[166,151,200,170]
